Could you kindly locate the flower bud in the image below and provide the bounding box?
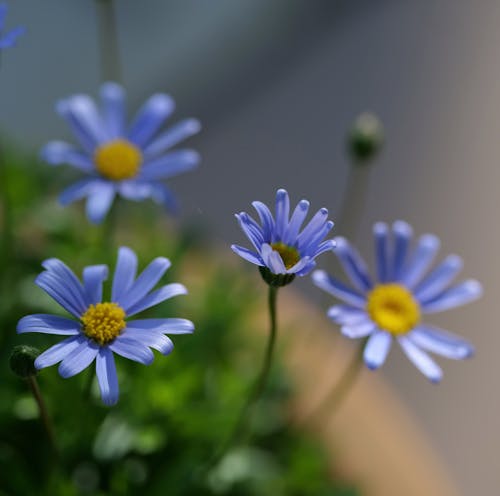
[10,345,40,378]
[348,112,384,164]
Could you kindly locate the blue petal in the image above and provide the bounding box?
[0,26,25,48]
[144,118,201,158]
[287,256,312,275]
[85,181,116,224]
[303,220,334,253]
[128,94,174,147]
[41,141,94,172]
[122,328,174,355]
[17,314,80,335]
[56,95,106,152]
[126,283,187,316]
[363,331,392,369]
[274,189,290,241]
[35,336,84,369]
[327,305,369,325]
[100,82,126,138]
[297,208,329,250]
[341,321,376,339]
[139,149,200,180]
[392,221,413,279]
[294,260,316,277]
[312,270,366,308]
[83,265,108,305]
[59,179,98,206]
[118,257,172,312]
[148,183,178,212]
[36,273,84,318]
[251,201,275,242]
[334,237,372,292]
[398,336,442,383]
[398,234,439,288]
[414,255,463,302]
[58,340,99,378]
[231,244,264,266]
[117,181,152,201]
[373,222,390,282]
[126,318,194,334]
[41,258,87,311]
[112,247,138,302]
[261,243,286,274]
[96,348,119,406]
[236,212,264,252]
[109,337,154,364]
[283,199,309,245]
[420,280,482,313]
[310,239,336,258]
[409,325,474,360]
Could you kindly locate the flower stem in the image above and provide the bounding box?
[207,285,279,468]
[300,340,365,425]
[336,161,372,242]
[95,0,122,83]
[27,375,59,457]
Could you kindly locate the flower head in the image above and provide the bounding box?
[0,3,25,49]
[231,189,335,285]
[17,247,194,405]
[312,221,482,382]
[41,82,201,223]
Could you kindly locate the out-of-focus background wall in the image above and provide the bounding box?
[1,1,496,494]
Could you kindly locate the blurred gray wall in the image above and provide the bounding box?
[1,1,498,494]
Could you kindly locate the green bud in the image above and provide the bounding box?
[348,112,384,163]
[10,345,40,378]
[259,266,295,287]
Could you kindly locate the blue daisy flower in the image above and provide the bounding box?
[231,188,336,283]
[312,221,482,382]
[41,82,201,223]
[0,3,25,49]
[17,247,194,405]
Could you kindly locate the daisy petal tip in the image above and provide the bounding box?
[393,220,413,235]
[373,222,388,235]
[365,360,381,371]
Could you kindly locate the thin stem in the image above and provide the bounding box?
[300,340,365,425]
[27,375,59,457]
[206,285,279,470]
[96,0,122,83]
[0,145,13,278]
[335,161,372,242]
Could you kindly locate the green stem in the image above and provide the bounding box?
[96,0,122,83]
[27,375,59,457]
[208,285,279,468]
[335,161,372,242]
[301,340,365,425]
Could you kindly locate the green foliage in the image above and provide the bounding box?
[0,148,360,495]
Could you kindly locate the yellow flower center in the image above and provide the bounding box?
[366,283,420,335]
[270,242,300,269]
[94,139,142,180]
[81,302,126,345]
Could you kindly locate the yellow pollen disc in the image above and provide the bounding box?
[94,139,142,180]
[366,283,420,335]
[81,302,126,345]
[270,242,300,269]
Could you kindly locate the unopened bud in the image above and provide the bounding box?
[348,112,384,164]
[10,345,40,378]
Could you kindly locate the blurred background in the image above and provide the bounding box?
[1,1,497,494]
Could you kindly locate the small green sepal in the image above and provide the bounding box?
[259,266,296,287]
